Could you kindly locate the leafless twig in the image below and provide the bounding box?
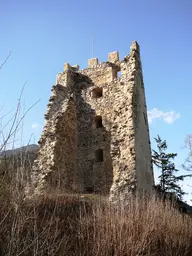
[0,51,12,71]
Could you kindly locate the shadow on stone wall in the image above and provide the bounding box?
[73,72,113,195]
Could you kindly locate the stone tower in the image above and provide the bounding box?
[27,41,154,201]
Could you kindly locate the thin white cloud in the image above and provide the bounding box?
[147,108,181,124]
[32,123,38,129]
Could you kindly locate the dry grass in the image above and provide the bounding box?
[0,193,192,256]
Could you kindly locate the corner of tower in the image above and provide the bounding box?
[130,41,140,53]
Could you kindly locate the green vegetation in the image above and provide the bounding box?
[152,135,192,200]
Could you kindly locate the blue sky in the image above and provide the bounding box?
[0,0,192,201]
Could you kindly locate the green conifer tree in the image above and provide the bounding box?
[152,135,191,200]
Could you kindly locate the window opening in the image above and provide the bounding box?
[95,115,103,128]
[85,187,94,193]
[117,71,121,77]
[92,87,103,98]
[95,149,104,162]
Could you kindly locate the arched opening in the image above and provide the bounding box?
[95,149,104,162]
[95,115,103,128]
[92,87,103,98]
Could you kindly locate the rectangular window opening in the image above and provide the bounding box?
[117,71,121,77]
[95,149,104,162]
[95,115,103,128]
[85,187,94,193]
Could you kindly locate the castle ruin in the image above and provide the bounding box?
[27,41,154,201]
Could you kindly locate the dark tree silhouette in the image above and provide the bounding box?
[152,135,191,200]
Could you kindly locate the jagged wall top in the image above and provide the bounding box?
[63,41,140,72]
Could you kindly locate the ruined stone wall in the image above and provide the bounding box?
[109,42,154,201]
[76,63,118,194]
[27,41,154,200]
[131,44,154,193]
[27,72,79,196]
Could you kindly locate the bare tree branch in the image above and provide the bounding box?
[0,84,40,152]
[0,51,12,71]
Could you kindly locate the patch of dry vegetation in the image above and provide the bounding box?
[0,193,192,256]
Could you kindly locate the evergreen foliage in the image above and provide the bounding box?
[152,135,191,200]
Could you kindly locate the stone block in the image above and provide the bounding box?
[88,58,99,67]
[108,51,119,63]
[64,62,71,71]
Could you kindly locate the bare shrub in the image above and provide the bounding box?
[0,85,40,204]
[0,194,192,256]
